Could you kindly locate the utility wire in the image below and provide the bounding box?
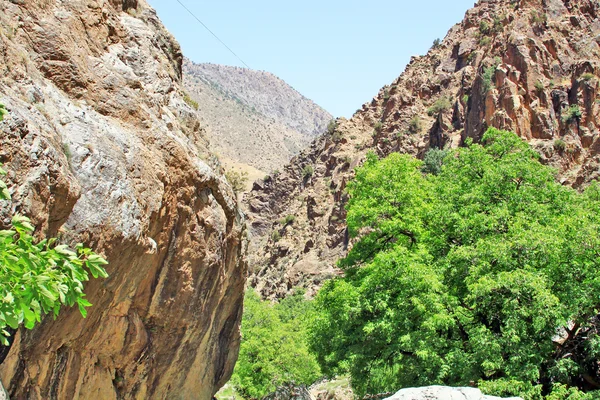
[174,0,251,69]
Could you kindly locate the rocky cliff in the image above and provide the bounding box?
[246,0,600,298]
[183,60,333,177]
[0,0,246,399]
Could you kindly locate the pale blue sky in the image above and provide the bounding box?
[147,0,476,117]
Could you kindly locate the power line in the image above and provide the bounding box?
[174,0,251,69]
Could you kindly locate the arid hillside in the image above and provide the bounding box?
[246,0,600,299]
[183,59,333,176]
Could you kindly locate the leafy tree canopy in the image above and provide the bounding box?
[309,129,600,399]
[231,288,321,399]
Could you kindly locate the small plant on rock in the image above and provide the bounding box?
[225,170,249,194]
[581,73,595,82]
[561,105,582,124]
[302,165,314,179]
[554,139,566,152]
[427,97,452,117]
[408,116,422,134]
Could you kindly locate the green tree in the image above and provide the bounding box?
[232,289,321,399]
[309,129,600,399]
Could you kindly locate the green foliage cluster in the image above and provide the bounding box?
[482,59,501,93]
[553,139,566,152]
[0,104,7,121]
[231,289,321,399]
[183,92,199,110]
[535,80,545,92]
[374,121,383,134]
[327,119,338,135]
[308,129,600,399]
[280,214,295,225]
[530,10,547,26]
[580,73,595,82]
[421,148,448,175]
[432,38,441,48]
[0,166,108,345]
[427,97,452,117]
[226,170,249,194]
[303,165,314,179]
[408,115,422,134]
[561,105,582,124]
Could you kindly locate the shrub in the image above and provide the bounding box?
[0,166,108,345]
[271,231,281,242]
[374,121,383,133]
[281,214,295,225]
[479,20,490,35]
[462,94,469,105]
[482,63,499,93]
[327,119,337,135]
[302,165,314,179]
[554,139,566,152]
[421,148,448,175]
[309,129,600,398]
[183,92,199,110]
[383,89,390,102]
[535,80,545,92]
[432,38,441,48]
[581,73,595,82]
[562,105,583,124]
[231,289,321,398]
[427,97,452,116]
[408,115,422,134]
[530,10,547,25]
[479,37,491,46]
[0,104,6,121]
[225,170,249,194]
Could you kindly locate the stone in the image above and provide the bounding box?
[384,386,523,400]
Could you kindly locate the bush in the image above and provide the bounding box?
[0,104,7,121]
[421,148,448,175]
[183,92,199,110]
[482,61,500,93]
[231,289,321,399]
[562,105,583,124]
[427,97,452,116]
[580,73,595,82]
[530,10,547,25]
[281,214,295,225]
[479,20,490,35]
[309,129,600,398]
[271,230,281,242]
[432,38,441,48]
[225,170,249,194]
[374,121,383,133]
[408,115,422,134]
[554,139,566,152]
[327,119,337,135]
[303,165,314,179]
[0,166,108,345]
[535,80,545,92]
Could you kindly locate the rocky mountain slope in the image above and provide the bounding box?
[246,0,600,299]
[0,1,245,399]
[183,60,333,175]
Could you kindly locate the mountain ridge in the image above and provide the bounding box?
[246,0,600,299]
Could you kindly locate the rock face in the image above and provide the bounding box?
[246,0,600,298]
[0,1,246,399]
[384,386,522,400]
[183,59,333,176]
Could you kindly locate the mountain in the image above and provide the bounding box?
[183,60,333,180]
[0,1,245,399]
[246,0,600,299]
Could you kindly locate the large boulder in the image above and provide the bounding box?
[384,386,522,400]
